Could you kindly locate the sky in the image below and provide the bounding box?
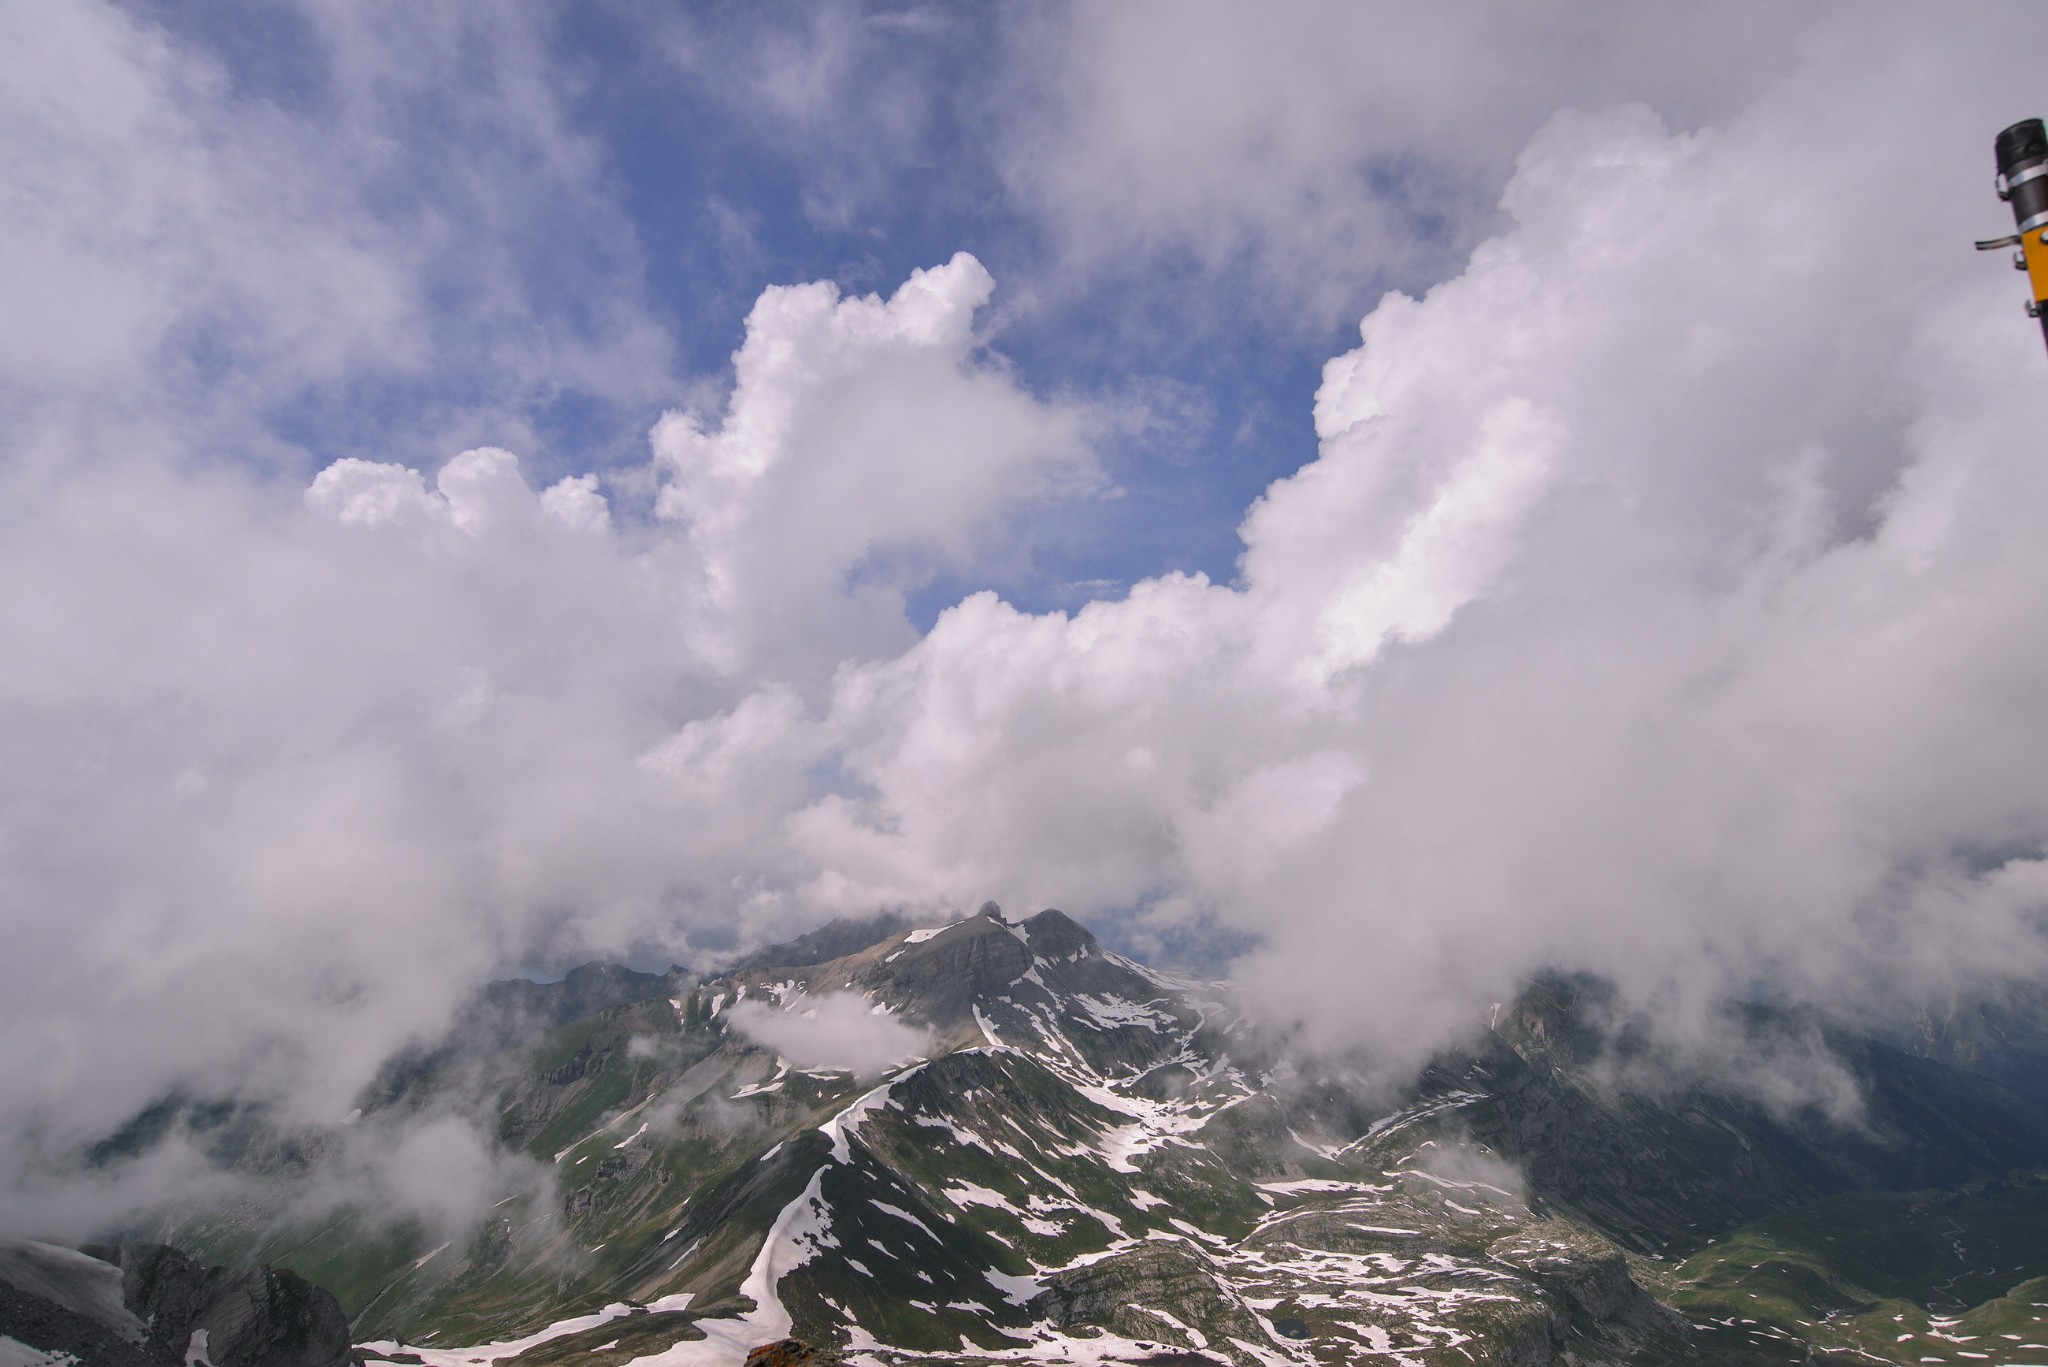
[6,0,2048,1234]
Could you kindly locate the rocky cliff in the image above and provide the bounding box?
[0,1238,355,1367]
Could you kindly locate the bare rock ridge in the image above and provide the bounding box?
[724,912,911,974]
[0,1237,355,1367]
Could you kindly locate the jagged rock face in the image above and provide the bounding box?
[0,1240,353,1367]
[1031,1240,1268,1350]
[0,1240,158,1367]
[867,913,1035,1024]
[93,1242,355,1367]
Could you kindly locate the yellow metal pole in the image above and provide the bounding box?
[1979,119,2048,351]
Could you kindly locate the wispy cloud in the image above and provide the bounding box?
[728,994,932,1078]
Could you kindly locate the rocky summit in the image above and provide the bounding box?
[45,906,2048,1366]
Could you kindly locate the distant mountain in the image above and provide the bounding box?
[69,908,2048,1365]
[722,914,910,976]
[482,962,694,1035]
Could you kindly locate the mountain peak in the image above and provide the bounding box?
[1020,906,1095,960]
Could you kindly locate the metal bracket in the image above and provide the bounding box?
[1998,161,2048,200]
[1978,233,2024,250]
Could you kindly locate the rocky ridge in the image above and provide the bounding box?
[87,906,2048,1366]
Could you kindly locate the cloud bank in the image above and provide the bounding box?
[7,2,2048,1235]
[0,250,1094,1225]
[792,8,2048,1061]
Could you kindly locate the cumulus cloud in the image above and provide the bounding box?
[9,0,2048,1241]
[727,994,932,1078]
[0,239,1095,1232]
[782,6,2048,1065]
[649,252,1099,677]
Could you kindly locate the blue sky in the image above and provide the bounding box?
[104,2,1699,619]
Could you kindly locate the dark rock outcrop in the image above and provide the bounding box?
[481,962,691,1035]
[0,1242,159,1367]
[1,1238,354,1366]
[743,1338,844,1367]
[84,1241,355,1367]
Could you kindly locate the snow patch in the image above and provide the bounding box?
[0,1341,79,1367]
[820,1066,923,1162]
[1257,1178,1392,1195]
[1069,993,1173,1032]
[358,1302,633,1366]
[872,1201,939,1239]
[986,1267,1041,1306]
[406,1242,452,1272]
[739,1166,836,1340]
[912,1113,976,1144]
[972,1004,1004,1048]
[943,1180,1011,1210]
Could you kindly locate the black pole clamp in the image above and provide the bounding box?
[1984,118,2048,350]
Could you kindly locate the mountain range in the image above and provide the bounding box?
[12,905,2048,1367]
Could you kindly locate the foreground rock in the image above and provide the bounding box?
[744,1339,844,1367]
[0,1237,355,1367]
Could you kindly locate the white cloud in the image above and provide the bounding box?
[649,251,1100,678]
[304,458,445,529]
[727,993,932,1078]
[0,247,1096,1229]
[540,475,614,536]
[9,0,2048,1238]
[789,6,2048,1064]
[0,0,674,475]
[999,1,1818,331]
